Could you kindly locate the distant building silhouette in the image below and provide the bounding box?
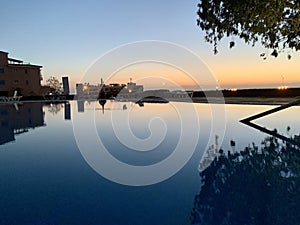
[0,51,49,97]
[124,78,144,93]
[76,78,191,101]
[62,76,70,95]
[76,83,103,100]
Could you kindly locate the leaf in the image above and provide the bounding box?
[196,0,299,58]
[271,50,278,57]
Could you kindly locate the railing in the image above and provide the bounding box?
[0,90,22,103]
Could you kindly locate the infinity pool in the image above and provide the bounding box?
[0,101,299,225]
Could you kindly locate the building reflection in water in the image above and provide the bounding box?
[76,100,106,113]
[45,101,71,120]
[0,102,45,145]
[64,102,71,120]
[189,135,300,225]
[76,99,160,115]
[77,101,84,113]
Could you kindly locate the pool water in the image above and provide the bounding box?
[0,101,299,225]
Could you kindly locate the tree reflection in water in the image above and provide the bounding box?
[47,103,63,115]
[189,135,300,225]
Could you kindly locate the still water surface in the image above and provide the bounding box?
[0,101,299,225]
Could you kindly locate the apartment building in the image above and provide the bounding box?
[0,51,49,97]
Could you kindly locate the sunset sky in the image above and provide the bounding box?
[1,0,299,92]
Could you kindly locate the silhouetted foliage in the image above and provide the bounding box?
[197,0,300,59]
[189,135,300,225]
[46,76,63,95]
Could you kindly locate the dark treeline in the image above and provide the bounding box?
[192,88,300,98]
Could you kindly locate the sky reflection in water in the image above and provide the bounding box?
[0,101,299,224]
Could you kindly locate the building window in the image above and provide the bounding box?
[25,69,28,74]
[26,80,29,85]
[0,68,4,73]
[14,80,19,84]
[0,80,5,85]
[14,69,18,72]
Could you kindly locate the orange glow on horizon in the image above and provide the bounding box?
[207,52,300,89]
[49,50,300,93]
[105,62,201,90]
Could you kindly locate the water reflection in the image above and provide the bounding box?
[46,102,63,115]
[189,135,300,225]
[64,102,71,120]
[1,101,299,224]
[0,102,45,145]
[77,100,85,112]
[99,99,107,114]
[0,102,72,145]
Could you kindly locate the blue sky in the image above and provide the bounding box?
[1,0,299,91]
